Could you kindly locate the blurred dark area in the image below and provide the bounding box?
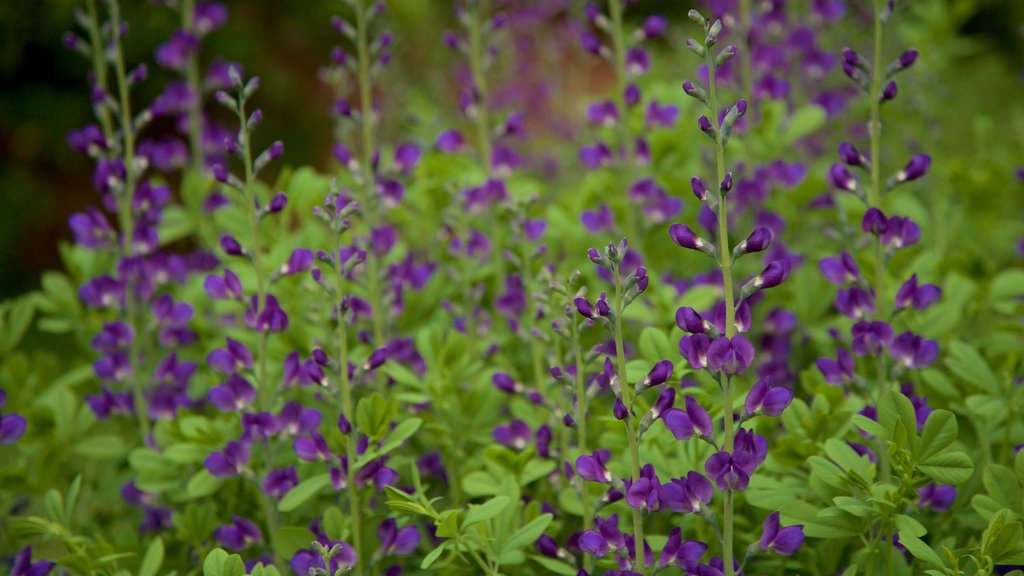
[0,0,1021,299]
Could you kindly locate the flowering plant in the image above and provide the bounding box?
[1,1,1023,575]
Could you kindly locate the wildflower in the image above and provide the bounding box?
[663,396,713,440]
[759,512,805,556]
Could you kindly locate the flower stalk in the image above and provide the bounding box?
[108,0,148,441]
[705,30,738,576]
[354,0,387,347]
[612,262,644,566]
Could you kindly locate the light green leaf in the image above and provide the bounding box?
[463,496,510,529]
[139,537,164,576]
[278,473,331,512]
[499,514,552,556]
[919,451,975,484]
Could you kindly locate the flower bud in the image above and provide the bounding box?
[881,81,898,102]
[691,177,708,201]
[220,234,244,256]
[829,163,857,191]
[734,226,773,258]
[838,142,868,167]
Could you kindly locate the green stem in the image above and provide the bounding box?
[607,0,639,244]
[109,0,148,442]
[181,0,204,173]
[612,269,644,566]
[738,0,755,114]
[570,309,593,571]
[85,0,114,141]
[706,36,737,576]
[355,0,386,347]
[868,0,893,489]
[237,87,279,567]
[335,246,364,576]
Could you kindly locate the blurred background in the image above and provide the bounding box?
[1,0,1022,299]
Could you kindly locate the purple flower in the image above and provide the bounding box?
[207,338,253,374]
[194,2,228,34]
[579,142,613,168]
[895,154,931,183]
[679,334,713,370]
[205,440,251,477]
[643,360,674,387]
[835,286,875,319]
[660,529,707,570]
[294,433,331,462]
[663,396,713,440]
[707,336,755,375]
[588,100,619,127]
[580,514,627,557]
[291,541,356,576]
[204,269,243,300]
[735,428,769,466]
[748,261,790,291]
[625,464,661,511]
[851,321,895,356]
[894,274,941,311]
[576,450,613,483]
[646,101,679,127]
[493,420,532,451]
[819,251,861,285]
[85,387,134,420]
[759,511,804,556]
[208,374,257,412]
[816,348,855,386]
[658,471,713,514]
[675,307,709,334]
[641,15,667,39]
[215,515,263,550]
[435,129,465,153]
[69,208,115,249]
[918,483,956,512]
[10,547,55,576]
[744,377,794,416]
[669,223,710,252]
[829,163,857,191]
[735,227,772,255]
[249,295,289,332]
[155,29,198,71]
[261,466,299,498]
[279,248,314,275]
[890,332,939,369]
[838,142,868,166]
[648,387,675,421]
[0,402,27,443]
[581,204,615,233]
[881,216,921,249]
[377,518,420,556]
[705,450,757,491]
[862,207,888,235]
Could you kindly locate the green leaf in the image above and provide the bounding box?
[878,391,918,452]
[852,414,889,439]
[203,549,228,576]
[895,514,927,537]
[186,470,223,499]
[499,514,552,556]
[918,410,958,461]
[780,501,861,538]
[945,341,1000,394]
[832,497,874,518]
[420,541,447,569]
[139,537,164,576]
[898,532,944,567]
[274,526,316,560]
[529,556,577,575]
[462,496,510,529]
[164,443,212,465]
[918,451,975,484]
[354,418,422,470]
[781,105,827,143]
[321,506,347,540]
[73,434,128,459]
[982,465,1024,516]
[278,473,331,512]
[461,471,499,497]
[638,327,673,365]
